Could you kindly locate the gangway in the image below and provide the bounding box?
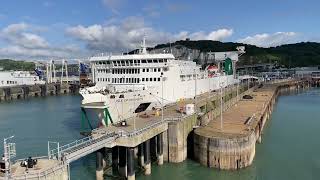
[49,132,118,163]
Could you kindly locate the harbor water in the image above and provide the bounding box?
[0,88,319,180]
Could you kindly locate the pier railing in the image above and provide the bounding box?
[0,162,66,180]
[49,132,118,163]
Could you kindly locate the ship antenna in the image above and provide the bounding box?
[141,35,147,54]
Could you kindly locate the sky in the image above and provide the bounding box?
[0,0,319,60]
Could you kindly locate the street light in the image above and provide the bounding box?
[161,73,164,122]
[219,77,224,131]
[3,136,14,180]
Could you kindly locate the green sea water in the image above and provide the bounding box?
[0,88,319,180]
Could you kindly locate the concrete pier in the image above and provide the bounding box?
[157,133,164,165]
[112,146,119,175]
[138,144,145,167]
[127,147,135,180]
[0,83,79,102]
[143,140,151,175]
[193,81,304,170]
[1,158,68,180]
[119,146,127,177]
[96,149,104,180]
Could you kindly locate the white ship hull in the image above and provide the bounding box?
[81,74,236,124]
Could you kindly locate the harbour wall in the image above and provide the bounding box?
[162,83,255,163]
[0,83,79,102]
[193,80,310,170]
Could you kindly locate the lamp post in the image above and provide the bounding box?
[237,73,239,100]
[219,77,224,131]
[3,136,14,180]
[161,73,164,122]
[133,77,136,131]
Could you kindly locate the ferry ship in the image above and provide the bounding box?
[80,38,243,127]
[0,71,44,87]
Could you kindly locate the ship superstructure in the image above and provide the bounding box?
[0,71,44,87]
[80,38,244,127]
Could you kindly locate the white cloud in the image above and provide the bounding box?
[1,23,48,49]
[66,16,233,52]
[238,32,299,47]
[0,23,81,59]
[187,29,234,41]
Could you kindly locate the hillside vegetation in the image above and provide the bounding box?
[0,59,35,71]
[153,41,320,67]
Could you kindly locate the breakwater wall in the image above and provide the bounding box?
[193,80,310,170]
[0,83,80,102]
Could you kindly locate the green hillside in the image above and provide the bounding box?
[153,40,320,67]
[0,59,35,71]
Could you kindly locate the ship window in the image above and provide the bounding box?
[106,61,110,64]
[146,69,149,72]
[121,61,125,66]
[142,60,147,63]
[119,94,124,98]
[153,59,158,63]
[146,78,149,82]
[158,78,160,81]
[163,67,168,71]
[102,62,106,64]
[154,78,157,81]
[158,68,161,72]
[154,68,157,72]
[147,59,152,63]
[142,68,145,72]
[164,59,167,62]
[150,78,152,81]
[142,78,145,81]
[126,60,129,65]
[110,95,115,99]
